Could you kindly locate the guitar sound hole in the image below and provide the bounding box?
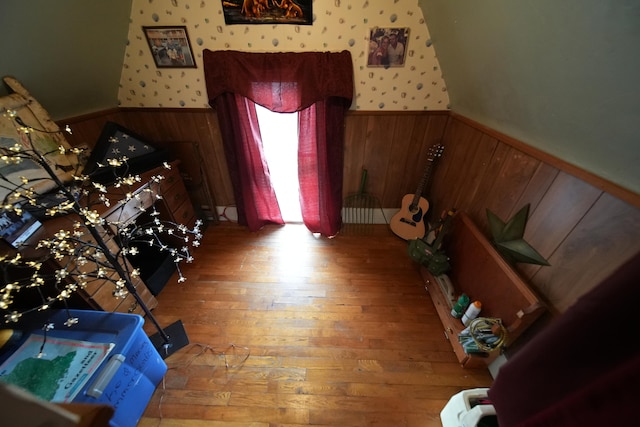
[411,208,423,223]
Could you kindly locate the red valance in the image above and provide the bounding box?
[202,49,354,113]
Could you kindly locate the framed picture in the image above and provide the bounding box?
[143,26,197,68]
[221,0,312,25]
[367,27,410,68]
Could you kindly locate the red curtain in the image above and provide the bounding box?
[214,93,284,231]
[203,50,353,236]
[298,99,347,234]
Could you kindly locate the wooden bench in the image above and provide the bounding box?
[421,212,545,368]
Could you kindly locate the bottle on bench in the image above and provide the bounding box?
[462,301,482,326]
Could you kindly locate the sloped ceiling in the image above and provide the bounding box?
[0,0,131,119]
[418,0,640,195]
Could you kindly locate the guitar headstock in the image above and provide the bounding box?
[427,144,445,162]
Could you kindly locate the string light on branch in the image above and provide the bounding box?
[0,107,202,327]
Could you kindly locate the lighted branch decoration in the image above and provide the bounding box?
[0,107,201,354]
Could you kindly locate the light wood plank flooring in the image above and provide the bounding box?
[139,222,493,427]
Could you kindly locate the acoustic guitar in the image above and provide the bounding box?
[390,144,444,240]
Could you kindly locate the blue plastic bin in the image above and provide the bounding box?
[0,309,167,427]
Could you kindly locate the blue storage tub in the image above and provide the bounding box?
[0,309,167,427]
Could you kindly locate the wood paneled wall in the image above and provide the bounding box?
[342,112,449,208]
[62,108,232,220]
[60,108,640,315]
[429,114,640,315]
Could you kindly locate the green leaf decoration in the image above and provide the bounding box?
[495,239,551,266]
[486,209,507,241]
[501,204,530,242]
[486,204,551,267]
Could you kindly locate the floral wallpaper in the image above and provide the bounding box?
[118,0,449,111]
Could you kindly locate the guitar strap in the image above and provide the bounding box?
[429,209,456,250]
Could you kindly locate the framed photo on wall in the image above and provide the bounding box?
[143,26,197,68]
[367,27,410,68]
[221,0,312,25]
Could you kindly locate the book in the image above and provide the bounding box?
[0,334,114,402]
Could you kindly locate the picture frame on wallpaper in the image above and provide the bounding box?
[367,27,410,68]
[221,0,312,25]
[143,26,197,68]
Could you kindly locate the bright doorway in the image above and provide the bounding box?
[255,104,303,223]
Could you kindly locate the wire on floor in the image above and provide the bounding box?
[154,343,250,423]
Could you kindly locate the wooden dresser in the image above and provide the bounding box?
[7,160,195,316]
[138,161,196,229]
[83,160,196,312]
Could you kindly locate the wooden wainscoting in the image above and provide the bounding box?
[62,108,232,220]
[428,114,640,315]
[62,109,450,211]
[61,108,640,316]
[341,111,449,208]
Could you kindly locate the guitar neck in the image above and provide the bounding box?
[405,144,443,210]
[410,163,434,208]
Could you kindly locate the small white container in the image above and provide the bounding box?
[462,301,482,326]
[440,387,496,427]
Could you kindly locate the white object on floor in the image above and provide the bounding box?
[440,387,496,427]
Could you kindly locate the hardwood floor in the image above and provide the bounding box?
[139,222,493,427]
